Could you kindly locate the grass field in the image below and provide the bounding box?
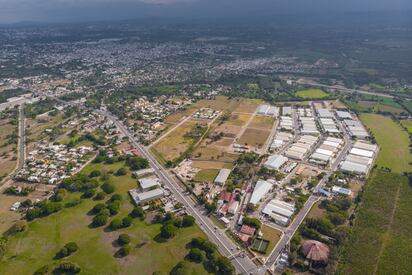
[360,114,412,173]
[193,169,219,182]
[233,99,261,114]
[0,118,17,177]
[193,146,238,162]
[401,119,412,134]
[295,89,329,99]
[152,120,196,161]
[0,161,208,275]
[248,116,275,129]
[226,113,252,126]
[237,128,271,148]
[260,224,282,256]
[337,170,412,275]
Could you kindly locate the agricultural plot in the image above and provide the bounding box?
[226,113,253,126]
[295,89,329,99]
[360,114,412,173]
[0,161,208,275]
[233,99,261,114]
[338,171,412,275]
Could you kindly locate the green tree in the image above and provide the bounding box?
[118,234,131,245]
[160,223,178,239]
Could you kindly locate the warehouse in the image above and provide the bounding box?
[214,168,231,185]
[228,201,239,215]
[336,111,352,120]
[129,188,164,205]
[133,168,155,178]
[271,131,293,150]
[346,154,372,165]
[279,116,293,130]
[350,148,374,158]
[139,176,161,192]
[282,106,292,116]
[262,199,295,221]
[340,160,369,174]
[353,141,378,152]
[264,154,289,170]
[250,179,273,205]
[344,119,369,139]
[285,149,305,160]
[310,152,331,163]
[257,105,270,115]
[317,109,334,118]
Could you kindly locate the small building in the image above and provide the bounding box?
[239,224,256,242]
[301,240,330,265]
[214,168,231,185]
[332,185,352,196]
[228,201,239,215]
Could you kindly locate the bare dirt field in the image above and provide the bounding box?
[237,128,271,148]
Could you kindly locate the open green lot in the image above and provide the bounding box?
[401,119,412,134]
[360,113,412,173]
[194,169,219,182]
[295,89,329,99]
[0,161,208,275]
[337,170,412,275]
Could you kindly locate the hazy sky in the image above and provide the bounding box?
[1,0,411,24]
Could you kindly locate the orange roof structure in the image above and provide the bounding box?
[301,240,330,262]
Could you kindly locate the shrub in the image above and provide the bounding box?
[107,200,120,215]
[129,206,145,219]
[117,245,131,257]
[160,223,178,239]
[89,170,101,178]
[115,167,128,176]
[118,234,131,245]
[82,189,96,198]
[4,221,26,236]
[181,215,195,227]
[110,193,122,202]
[33,265,49,275]
[56,242,78,258]
[110,218,123,230]
[122,216,133,228]
[187,248,203,263]
[65,198,81,208]
[94,192,106,200]
[101,182,115,194]
[91,203,106,214]
[54,262,81,274]
[92,213,109,227]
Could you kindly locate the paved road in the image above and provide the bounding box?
[17,104,26,169]
[103,111,264,275]
[292,79,396,99]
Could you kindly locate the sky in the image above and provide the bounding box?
[1,0,412,24]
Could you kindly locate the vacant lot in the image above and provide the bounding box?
[360,114,412,173]
[233,99,261,113]
[260,224,282,256]
[295,89,329,99]
[0,161,208,275]
[193,146,238,162]
[237,128,271,148]
[226,113,252,126]
[0,118,17,177]
[152,120,196,162]
[194,169,219,182]
[248,115,275,129]
[338,170,412,275]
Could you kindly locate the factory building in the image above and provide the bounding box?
[262,199,295,226]
[249,179,274,205]
[214,168,231,185]
[339,141,377,174]
[285,135,319,160]
[264,154,289,170]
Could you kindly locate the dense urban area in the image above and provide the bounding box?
[0,14,411,275]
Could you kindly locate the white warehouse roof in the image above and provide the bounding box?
[350,148,374,158]
[264,154,288,170]
[250,180,273,205]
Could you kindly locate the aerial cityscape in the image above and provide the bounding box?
[0,1,411,275]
